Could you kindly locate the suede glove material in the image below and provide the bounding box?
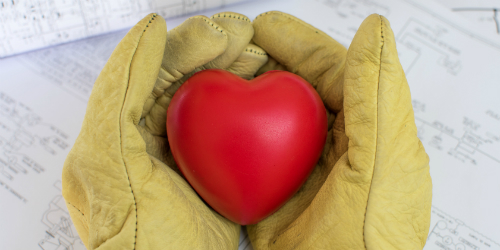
[62,11,432,250]
[62,12,267,250]
[248,12,432,250]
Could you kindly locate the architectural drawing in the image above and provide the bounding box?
[397,18,462,76]
[17,30,125,101]
[426,206,500,250]
[39,181,85,250]
[322,0,390,17]
[412,97,500,248]
[0,0,248,58]
[0,92,69,181]
[413,100,500,167]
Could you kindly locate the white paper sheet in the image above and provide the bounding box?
[0,0,250,58]
[1,0,499,249]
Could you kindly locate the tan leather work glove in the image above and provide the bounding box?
[247,12,433,249]
[62,12,268,249]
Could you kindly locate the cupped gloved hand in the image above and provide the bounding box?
[62,12,268,249]
[247,12,433,249]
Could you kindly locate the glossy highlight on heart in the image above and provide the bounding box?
[166,69,327,225]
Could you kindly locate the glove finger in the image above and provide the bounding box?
[252,11,346,114]
[140,15,228,136]
[142,12,255,137]
[205,12,254,69]
[344,14,432,248]
[168,12,255,83]
[63,14,167,249]
[226,44,268,79]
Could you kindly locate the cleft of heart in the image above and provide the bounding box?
[167,69,327,225]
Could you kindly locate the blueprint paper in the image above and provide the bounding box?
[0,0,251,58]
[1,0,500,249]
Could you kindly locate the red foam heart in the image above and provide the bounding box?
[167,69,327,225]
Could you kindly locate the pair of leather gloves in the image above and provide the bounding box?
[62,10,432,250]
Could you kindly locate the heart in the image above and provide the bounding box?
[166,69,327,225]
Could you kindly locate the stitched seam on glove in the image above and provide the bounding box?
[243,47,267,56]
[210,12,251,23]
[362,15,384,250]
[187,16,225,33]
[67,201,85,216]
[119,13,158,250]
